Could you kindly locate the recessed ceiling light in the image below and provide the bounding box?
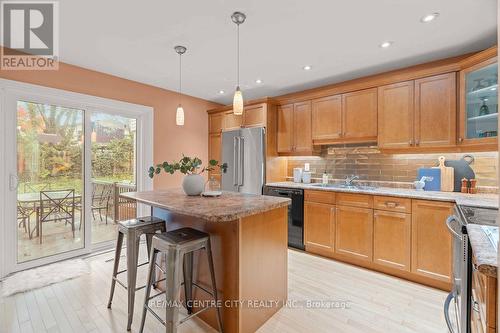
[303,65,312,71]
[255,79,263,84]
[380,41,393,48]
[218,90,225,94]
[421,13,439,23]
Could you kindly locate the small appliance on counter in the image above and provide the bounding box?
[263,186,304,250]
[302,171,311,184]
[293,168,303,183]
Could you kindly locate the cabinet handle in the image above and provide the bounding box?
[385,202,398,208]
[415,139,420,146]
[458,137,463,143]
[409,139,414,146]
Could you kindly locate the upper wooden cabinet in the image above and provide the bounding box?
[243,104,265,127]
[224,111,243,131]
[415,73,456,148]
[342,88,378,142]
[209,112,224,134]
[378,81,415,149]
[277,102,316,154]
[459,56,498,149]
[378,73,457,150]
[311,95,342,141]
[411,200,453,283]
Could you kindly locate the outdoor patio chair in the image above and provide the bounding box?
[35,189,76,244]
[91,182,113,224]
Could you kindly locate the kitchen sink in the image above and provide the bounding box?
[310,183,377,190]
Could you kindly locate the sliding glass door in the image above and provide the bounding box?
[1,79,153,276]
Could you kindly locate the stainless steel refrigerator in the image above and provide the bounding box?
[221,127,265,195]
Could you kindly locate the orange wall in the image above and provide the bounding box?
[0,58,220,189]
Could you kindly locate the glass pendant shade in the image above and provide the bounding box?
[233,86,243,115]
[176,105,185,126]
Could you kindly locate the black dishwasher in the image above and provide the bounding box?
[263,186,304,250]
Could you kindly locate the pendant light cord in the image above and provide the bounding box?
[237,24,240,87]
[179,52,182,105]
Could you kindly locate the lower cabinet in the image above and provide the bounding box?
[411,200,453,283]
[373,210,411,271]
[304,201,335,256]
[335,205,373,262]
[471,263,497,333]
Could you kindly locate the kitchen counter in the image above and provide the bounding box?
[467,224,498,278]
[121,188,290,222]
[266,181,498,208]
[121,189,289,333]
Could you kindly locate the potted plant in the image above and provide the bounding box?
[148,156,227,196]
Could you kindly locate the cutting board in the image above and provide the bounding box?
[417,168,441,191]
[444,155,476,192]
[433,156,454,192]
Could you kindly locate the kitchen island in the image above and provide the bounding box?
[121,189,290,333]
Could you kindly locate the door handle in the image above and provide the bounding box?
[443,292,457,333]
[445,216,463,240]
[233,137,238,186]
[9,174,19,191]
[238,137,244,186]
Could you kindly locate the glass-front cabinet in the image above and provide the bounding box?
[460,57,498,147]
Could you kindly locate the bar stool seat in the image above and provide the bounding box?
[107,216,166,331]
[139,227,224,333]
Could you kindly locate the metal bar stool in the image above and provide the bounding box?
[139,227,223,333]
[107,216,166,331]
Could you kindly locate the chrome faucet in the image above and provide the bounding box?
[345,175,359,186]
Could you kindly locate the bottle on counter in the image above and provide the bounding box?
[461,178,469,193]
[469,179,478,194]
[322,171,329,185]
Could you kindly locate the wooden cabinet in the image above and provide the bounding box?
[411,200,453,283]
[304,201,335,256]
[415,73,456,148]
[209,113,224,134]
[311,95,342,141]
[378,81,415,149]
[471,263,497,333]
[373,210,411,271]
[277,102,315,154]
[459,56,498,149]
[373,196,411,214]
[342,88,378,142]
[277,104,294,153]
[224,111,243,130]
[335,205,373,262]
[243,104,265,127]
[293,101,313,153]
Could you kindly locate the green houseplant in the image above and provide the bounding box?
[149,156,227,195]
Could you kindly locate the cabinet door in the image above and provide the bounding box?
[208,133,222,179]
[414,73,456,148]
[378,81,415,149]
[459,57,498,148]
[209,113,224,134]
[411,200,453,282]
[342,88,378,142]
[224,111,243,130]
[277,104,294,153]
[304,201,335,256]
[311,95,342,141]
[293,101,313,152]
[373,210,411,271]
[243,104,265,127]
[335,205,373,261]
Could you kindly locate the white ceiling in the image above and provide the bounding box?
[58,0,497,104]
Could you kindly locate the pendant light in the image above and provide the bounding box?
[174,45,187,126]
[231,11,246,115]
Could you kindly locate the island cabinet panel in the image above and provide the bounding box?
[414,73,457,148]
[373,210,411,271]
[342,88,378,142]
[411,200,453,283]
[378,81,415,149]
[277,104,294,153]
[335,205,373,261]
[243,104,265,127]
[304,201,335,256]
[293,101,313,153]
[311,95,342,141]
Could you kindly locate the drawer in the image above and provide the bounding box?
[373,196,411,213]
[304,190,336,205]
[336,193,373,208]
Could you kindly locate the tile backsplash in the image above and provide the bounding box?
[286,146,498,189]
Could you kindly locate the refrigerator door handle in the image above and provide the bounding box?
[443,291,457,333]
[233,136,238,186]
[238,137,244,186]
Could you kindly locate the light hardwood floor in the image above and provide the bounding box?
[1,246,449,333]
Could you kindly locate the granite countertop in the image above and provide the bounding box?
[467,224,498,278]
[266,182,499,209]
[121,189,290,222]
